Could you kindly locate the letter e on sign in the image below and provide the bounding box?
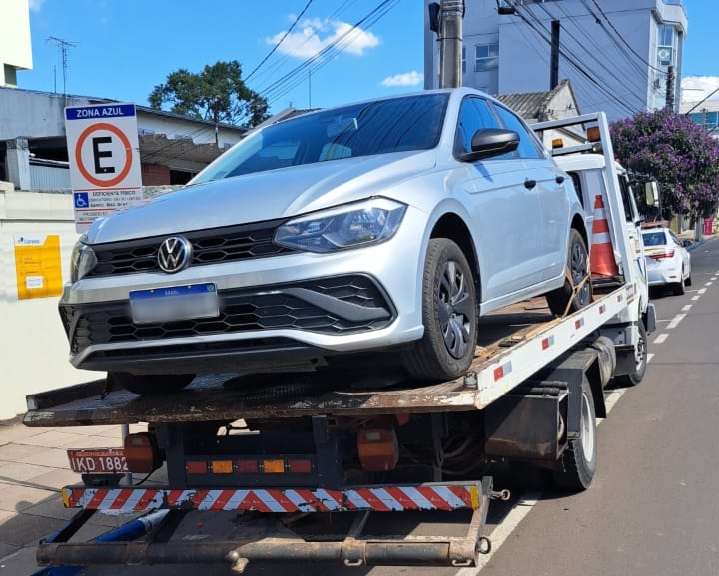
[75,123,133,187]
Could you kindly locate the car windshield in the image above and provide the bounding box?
[193,93,449,184]
[642,231,668,246]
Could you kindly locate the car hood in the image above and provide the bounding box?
[87,151,437,244]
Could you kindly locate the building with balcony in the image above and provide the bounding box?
[424,0,688,121]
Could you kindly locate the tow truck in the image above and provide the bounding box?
[24,111,656,573]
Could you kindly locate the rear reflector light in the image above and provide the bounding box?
[237,460,259,473]
[123,433,161,474]
[186,461,208,474]
[357,428,399,471]
[263,459,285,473]
[211,460,233,474]
[288,459,313,473]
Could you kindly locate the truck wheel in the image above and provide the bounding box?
[109,372,195,396]
[552,376,597,491]
[546,229,592,317]
[402,238,477,381]
[615,321,647,387]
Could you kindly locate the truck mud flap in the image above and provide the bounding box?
[36,478,502,571]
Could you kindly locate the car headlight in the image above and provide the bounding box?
[70,235,98,283]
[275,198,407,253]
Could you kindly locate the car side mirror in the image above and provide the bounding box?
[681,239,693,247]
[458,129,520,163]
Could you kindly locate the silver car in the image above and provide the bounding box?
[60,88,591,394]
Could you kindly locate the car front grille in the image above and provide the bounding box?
[61,275,394,355]
[88,220,296,277]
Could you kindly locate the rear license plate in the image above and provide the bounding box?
[68,448,128,474]
[130,282,219,324]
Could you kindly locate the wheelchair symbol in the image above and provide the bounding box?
[74,193,89,209]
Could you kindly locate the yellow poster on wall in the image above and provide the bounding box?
[14,234,64,300]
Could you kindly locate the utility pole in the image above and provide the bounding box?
[550,20,561,90]
[47,36,78,97]
[438,0,464,89]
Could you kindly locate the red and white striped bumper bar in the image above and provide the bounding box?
[62,483,481,513]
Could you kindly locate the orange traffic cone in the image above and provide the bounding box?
[590,195,619,277]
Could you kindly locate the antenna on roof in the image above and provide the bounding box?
[47,36,79,97]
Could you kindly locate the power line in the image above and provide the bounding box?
[245,0,316,83]
[509,2,640,116]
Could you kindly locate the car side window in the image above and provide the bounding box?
[490,103,545,160]
[454,97,501,157]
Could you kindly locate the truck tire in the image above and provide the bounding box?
[615,321,647,387]
[109,372,195,396]
[546,229,592,317]
[402,238,477,381]
[552,376,597,491]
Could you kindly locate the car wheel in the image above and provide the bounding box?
[546,228,592,317]
[615,321,647,387]
[552,376,597,491]
[402,238,477,381]
[109,372,195,396]
[673,269,685,296]
[685,270,692,287]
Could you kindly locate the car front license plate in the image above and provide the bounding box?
[129,282,219,324]
[67,448,128,474]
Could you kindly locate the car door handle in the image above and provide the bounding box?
[555,175,565,184]
[524,179,537,189]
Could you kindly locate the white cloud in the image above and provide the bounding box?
[28,0,45,11]
[681,76,719,103]
[381,71,423,87]
[267,18,380,59]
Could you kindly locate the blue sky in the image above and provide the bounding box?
[22,0,424,115]
[19,0,719,116]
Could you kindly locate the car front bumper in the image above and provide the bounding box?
[59,209,429,375]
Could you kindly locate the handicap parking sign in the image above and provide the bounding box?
[74,192,89,209]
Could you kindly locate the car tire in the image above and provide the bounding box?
[546,228,592,317]
[615,321,647,387]
[402,238,477,381]
[109,372,195,396]
[552,376,597,491]
[685,271,692,287]
[673,269,685,296]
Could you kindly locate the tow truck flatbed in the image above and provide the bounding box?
[25,285,634,427]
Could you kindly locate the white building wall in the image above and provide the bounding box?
[0,0,32,86]
[424,0,687,121]
[0,186,96,420]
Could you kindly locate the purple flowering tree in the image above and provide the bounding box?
[610,109,719,219]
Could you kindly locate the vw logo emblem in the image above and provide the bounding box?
[157,236,192,273]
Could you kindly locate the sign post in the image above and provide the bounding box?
[65,103,143,232]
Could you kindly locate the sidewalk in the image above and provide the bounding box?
[0,418,143,574]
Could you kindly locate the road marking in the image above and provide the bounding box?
[692,295,701,301]
[706,282,713,287]
[712,277,717,281]
[647,353,655,363]
[698,288,707,295]
[654,333,669,344]
[666,314,685,330]
[458,491,543,576]
[681,305,692,312]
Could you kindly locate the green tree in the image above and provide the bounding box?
[149,61,269,134]
[610,109,719,219]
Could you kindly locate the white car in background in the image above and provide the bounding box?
[642,226,692,296]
